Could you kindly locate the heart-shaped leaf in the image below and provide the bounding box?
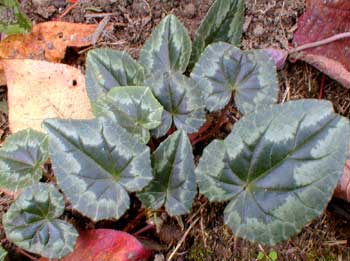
[145,72,206,138]
[43,118,152,221]
[138,130,196,216]
[196,100,348,245]
[92,86,163,144]
[189,0,245,68]
[0,246,7,261]
[140,15,192,75]
[3,183,78,259]
[85,49,145,102]
[191,42,278,113]
[49,229,151,261]
[0,129,48,192]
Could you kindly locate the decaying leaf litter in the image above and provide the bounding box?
[1,0,350,260]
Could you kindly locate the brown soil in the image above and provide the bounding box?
[2,0,350,260]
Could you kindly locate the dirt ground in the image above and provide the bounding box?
[2,0,350,260]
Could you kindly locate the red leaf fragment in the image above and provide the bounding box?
[293,0,350,88]
[41,229,151,261]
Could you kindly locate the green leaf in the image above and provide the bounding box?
[3,183,78,259]
[191,42,278,113]
[92,86,163,144]
[85,49,145,102]
[0,246,7,261]
[0,0,31,35]
[43,118,152,221]
[196,100,348,245]
[189,0,244,68]
[140,15,192,75]
[269,251,278,260]
[0,129,48,192]
[145,72,206,138]
[137,130,196,216]
[257,251,265,260]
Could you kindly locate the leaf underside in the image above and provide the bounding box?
[92,86,163,144]
[3,183,78,259]
[196,100,349,245]
[43,118,152,221]
[191,42,279,114]
[189,0,245,68]
[85,49,145,102]
[145,72,206,138]
[140,15,192,75]
[0,129,48,192]
[138,130,197,216]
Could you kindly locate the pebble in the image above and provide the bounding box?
[183,3,196,18]
[253,24,265,37]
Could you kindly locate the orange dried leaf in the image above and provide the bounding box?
[293,0,350,88]
[0,21,97,85]
[3,59,93,133]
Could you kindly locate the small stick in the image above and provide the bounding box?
[56,2,79,20]
[167,217,200,261]
[85,12,119,18]
[289,32,350,54]
[16,248,37,261]
[91,15,111,45]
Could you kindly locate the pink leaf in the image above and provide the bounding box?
[293,0,350,88]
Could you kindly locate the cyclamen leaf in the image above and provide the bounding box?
[3,183,78,259]
[0,129,48,192]
[85,49,145,102]
[191,42,278,113]
[189,0,244,68]
[138,130,196,216]
[92,86,163,144]
[0,246,6,261]
[43,118,152,221]
[196,100,348,245]
[145,72,206,138]
[140,15,192,75]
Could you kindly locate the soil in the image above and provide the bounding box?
[2,0,350,260]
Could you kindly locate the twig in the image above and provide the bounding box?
[289,32,350,54]
[56,1,79,20]
[85,12,119,18]
[91,15,111,45]
[133,223,155,236]
[16,248,37,261]
[167,217,200,261]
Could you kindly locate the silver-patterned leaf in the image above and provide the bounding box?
[0,246,7,261]
[3,183,78,259]
[145,72,206,138]
[0,129,48,192]
[189,0,244,68]
[137,130,196,216]
[196,100,349,245]
[191,42,278,113]
[85,49,145,102]
[140,15,192,75]
[43,118,152,221]
[92,86,163,144]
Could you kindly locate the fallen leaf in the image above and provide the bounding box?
[41,229,151,261]
[293,0,350,88]
[3,59,93,133]
[0,21,97,85]
[334,156,350,202]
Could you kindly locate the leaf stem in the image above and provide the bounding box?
[289,32,350,54]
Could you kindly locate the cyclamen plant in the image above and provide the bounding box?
[0,0,349,259]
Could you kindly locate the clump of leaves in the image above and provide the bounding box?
[0,0,31,35]
[0,0,349,259]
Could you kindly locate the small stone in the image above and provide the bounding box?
[253,24,265,37]
[183,3,196,18]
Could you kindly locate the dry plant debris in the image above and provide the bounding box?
[3,59,93,133]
